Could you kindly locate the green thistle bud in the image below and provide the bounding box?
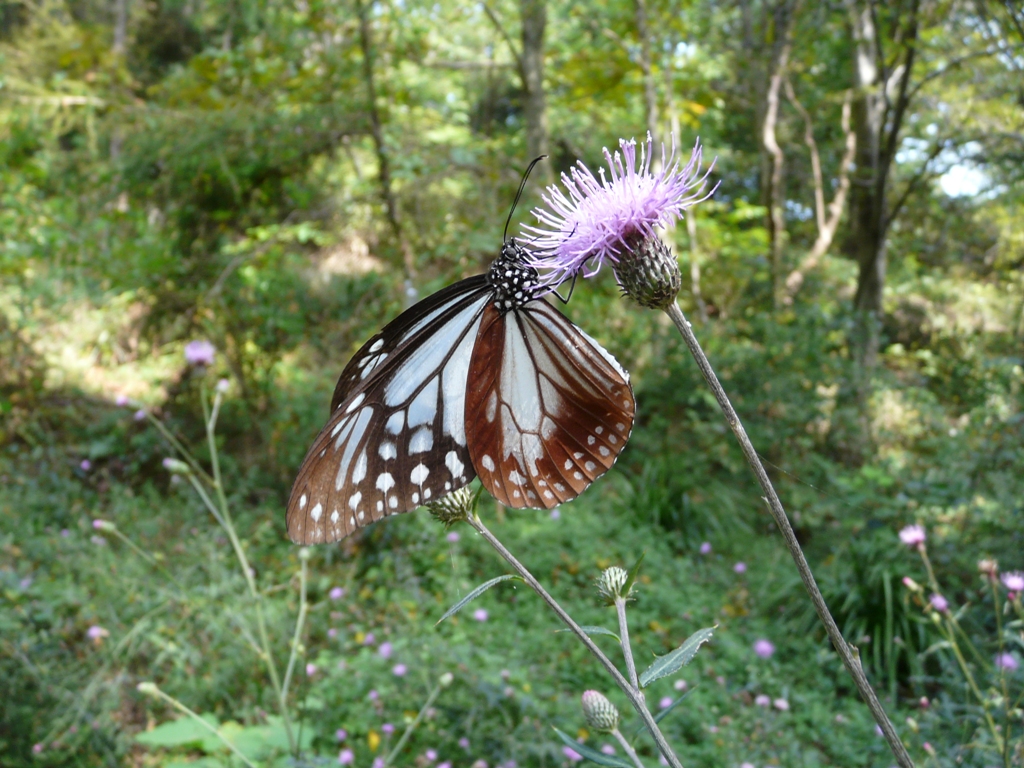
[596,566,632,603]
[426,486,474,527]
[613,235,682,310]
[581,690,620,732]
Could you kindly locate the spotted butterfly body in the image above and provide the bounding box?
[286,239,635,545]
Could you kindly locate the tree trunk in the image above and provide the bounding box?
[762,38,791,310]
[519,0,551,183]
[634,0,659,150]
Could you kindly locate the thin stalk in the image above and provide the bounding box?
[202,389,297,754]
[664,300,912,768]
[611,726,646,768]
[281,553,310,705]
[615,597,641,693]
[145,411,216,486]
[987,578,1012,767]
[383,680,444,766]
[934,617,1003,752]
[138,683,257,768]
[466,512,684,768]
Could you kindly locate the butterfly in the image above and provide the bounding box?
[286,237,636,545]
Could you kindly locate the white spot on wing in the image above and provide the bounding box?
[445,451,465,479]
[299,494,307,510]
[376,473,395,493]
[385,411,405,434]
[410,464,429,484]
[311,503,323,522]
[348,492,361,511]
[379,441,397,460]
[481,454,495,472]
[409,427,434,454]
[344,393,365,413]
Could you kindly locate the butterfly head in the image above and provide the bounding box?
[488,238,542,314]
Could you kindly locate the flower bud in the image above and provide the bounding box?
[596,566,633,603]
[92,519,116,532]
[581,690,619,732]
[161,458,191,475]
[298,547,312,562]
[439,672,454,688]
[613,236,682,310]
[136,682,159,696]
[425,486,474,527]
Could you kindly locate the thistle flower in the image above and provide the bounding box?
[929,593,949,612]
[1000,571,1024,594]
[898,524,926,548]
[995,652,1019,671]
[425,486,474,527]
[753,639,776,659]
[184,340,216,366]
[522,134,715,307]
[580,690,619,732]
[596,566,633,603]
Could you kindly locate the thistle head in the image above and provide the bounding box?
[521,133,715,302]
[580,690,620,732]
[596,566,633,604]
[426,486,475,527]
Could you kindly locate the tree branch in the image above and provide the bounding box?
[482,2,524,72]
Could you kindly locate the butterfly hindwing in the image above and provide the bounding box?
[287,283,490,544]
[465,301,635,509]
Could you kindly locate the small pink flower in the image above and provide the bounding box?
[215,378,230,393]
[372,759,385,768]
[473,608,489,622]
[772,698,789,711]
[60,529,70,537]
[699,542,712,554]
[80,459,92,471]
[734,562,747,574]
[659,696,673,709]
[995,653,1019,671]
[393,663,407,677]
[1000,572,1024,593]
[329,586,345,600]
[425,748,437,761]
[458,737,470,749]
[740,763,755,768]
[929,593,949,612]
[184,340,216,366]
[86,625,109,640]
[446,531,460,543]
[378,641,393,659]
[754,694,771,707]
[33,744,43,754]
[162,458,174,469]
[92,519,104,529]
[305,663,317,677]
[335,728,347,741]
[550,509,561,520]
[919,696,930,709]
[328,628,338,638]
[898,524,926,547]
[438,763,452,768]
[673,679,687,691]
[562,746,582,763]
[382,723,395,735]
[115,394,129,407]
[363,632,375,645]
[338,748,354,765]
[875,723,883,736]
[368,689,379,701]
[600,744,616,755]
[133,409,146,421]
[753,639,775,658]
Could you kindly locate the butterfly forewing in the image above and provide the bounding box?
[287,281,490,545]
[465,301,635,509]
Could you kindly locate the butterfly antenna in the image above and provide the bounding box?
[504,155,548,242]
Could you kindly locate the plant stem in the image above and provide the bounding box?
[664,300,912,768]
[384,679,444,766]
[615,597,641,693]
[139,683,258,768]
[467,512,684,768]
[281,553,310,705]
[612,726,647,768]
[203,389,297,754]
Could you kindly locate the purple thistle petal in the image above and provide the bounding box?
[521,134,715,288]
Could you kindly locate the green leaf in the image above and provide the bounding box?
[639,626,716,688]
[436,574,522,625]
[135,714,221,750]
[633,688,696,738]
[551,727,633,768]
[622,552,646,598]
[555,625,620,641]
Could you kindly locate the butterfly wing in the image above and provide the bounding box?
[288,277,490,545]
[465,301,635,509]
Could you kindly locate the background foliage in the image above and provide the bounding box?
[2,0,1023,765]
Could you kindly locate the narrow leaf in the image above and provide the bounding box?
[621,551,646,597]
[639,626,716,688]
[436,575,521,625]
[634,688,696,738]
[551,728,633,768]
[555,625,620,641]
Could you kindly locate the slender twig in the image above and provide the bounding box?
[611,726,646,768]
[466,512,684,768]
[615,597,641,693]
[137,683,258,768]
[281,553,310,706]
[663,300,913,768]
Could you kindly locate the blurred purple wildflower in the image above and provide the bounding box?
[184,340,216,366]
[755,694,771,707]
[659,696,673,709]
[363,632,375,645]
[550,509,561,520]
[699,541,712,555]
[425,748,438,761]
[329,586,345,600]
[753,639,775,658]
[995,653,1019,671]
[335,728,347,741]
[473,608,489,622]
[60,529,70,537]
[673,679,687,691]
[562,746,583,763]
[305,663,317,677]
[898,524,926,548]
[600,745,616,755]
[133,409,147,421]
[328,628,338,639]
[773,698,789,711]
[372,759,385,768]
[378,641,393,659]
[1001,571,1024,593]
[382,723,395,735]
[215,378,230,393]
[338,748,354,765]
[80,459,92,471]
[734,562,747,574]
[522,134,714,288]
[458,737,470,750]
[393,663,407,677]
[115,394,129,407]
[446,531,460,543]
[368,689,378,701]
[86,625,108,640]
[930,593,949,612]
